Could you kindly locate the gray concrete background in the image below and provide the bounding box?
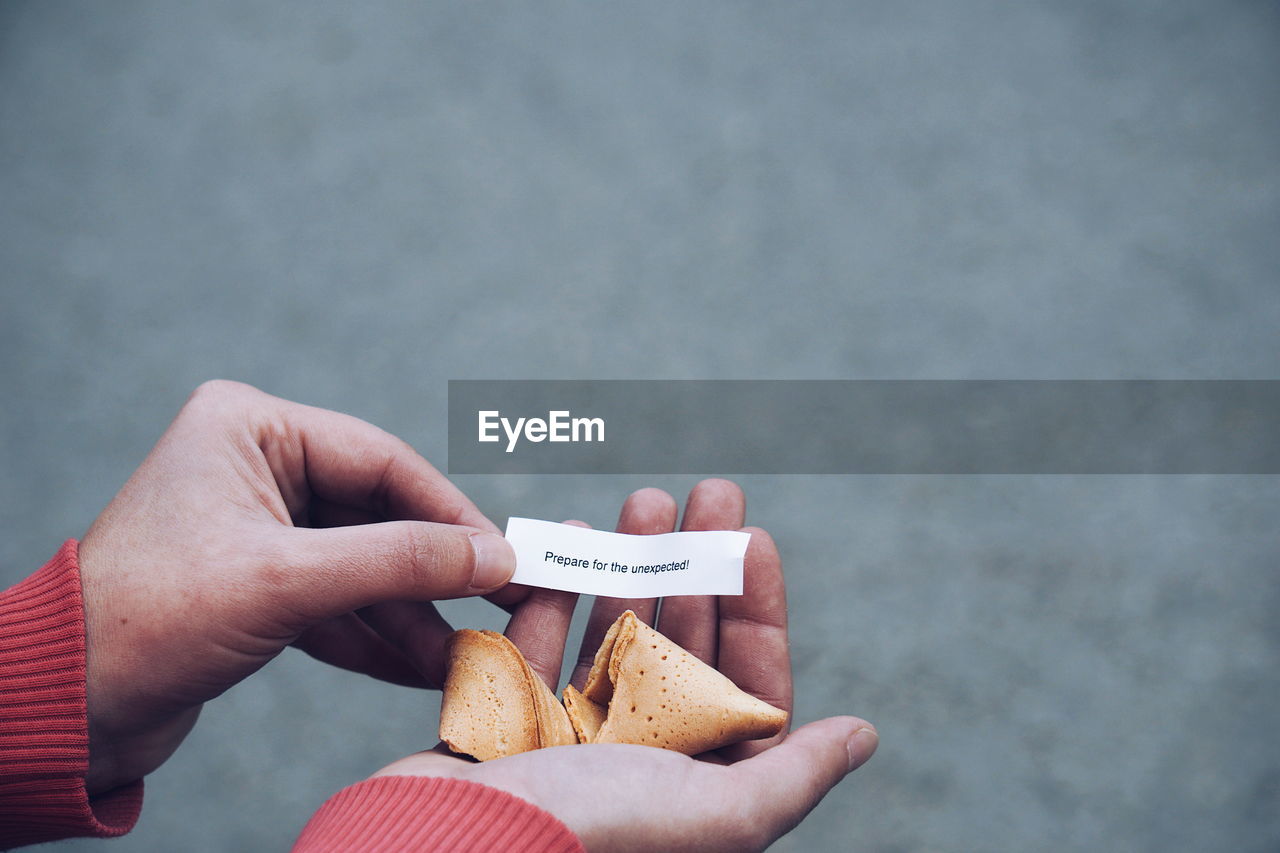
[1,1,1277,850]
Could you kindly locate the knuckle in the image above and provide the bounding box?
[697,478,745,503]
[708,795,771,852]
[393,524,467,591]
[735,808,777,852]
[742,526,777,551]
[190,378,242,400]
[729,826,766,853]
[246,537,311,618]
[631,486,676,506]
[184,379,259,415]
[392,524,433,585]
[408,527,442,578]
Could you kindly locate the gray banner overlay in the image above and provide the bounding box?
[448,381,1280,474]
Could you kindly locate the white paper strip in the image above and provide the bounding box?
[505,517,749,597]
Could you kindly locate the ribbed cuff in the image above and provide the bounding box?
[0,540,143,847]
[293,776,584,853]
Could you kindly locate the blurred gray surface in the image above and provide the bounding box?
[1,1,1277,851]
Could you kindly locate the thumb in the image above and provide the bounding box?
[274,522,516,620]
[727,717,878,847]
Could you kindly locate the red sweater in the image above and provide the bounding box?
[0,541,584,852]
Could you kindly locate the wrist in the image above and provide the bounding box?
[294,776,584,852]
[78,532,201,794]
[78,531,131,794]
[0,540,144,841]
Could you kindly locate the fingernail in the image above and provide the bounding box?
[469,532,516,591]
[846,726,879,772]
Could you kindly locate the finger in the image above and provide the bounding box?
[715,526,792,761]
[726,717,878,848]
[505,587,579,691]
[259,390,500,532]
[481,581,537,611]
[656,479,745,665]
[255,387,526,608]
[305,496,533,622]
[504,584,581,691]
[307,495,533,623]
[268,521,515,624]
[290,613,430,688]
[569,488,678,688]
[502,521,585,691]
[355,601,457,689]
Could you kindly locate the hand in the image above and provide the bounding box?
[370,481,878,852]
[78,380,520,794]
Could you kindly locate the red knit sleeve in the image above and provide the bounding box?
[0,540,143,847]
[292,776,585,853]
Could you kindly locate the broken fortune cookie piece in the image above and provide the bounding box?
[577,610,789,755]
[563,683,607,744]
[439,612,789,761]
[439,629,577,761]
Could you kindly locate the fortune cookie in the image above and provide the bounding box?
[439,612,788,761]
[439,629,577,761]
[576,610,789,755]
[562,684,607,744]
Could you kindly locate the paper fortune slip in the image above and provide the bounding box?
[504,517,750,597]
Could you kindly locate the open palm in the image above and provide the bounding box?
[371,481,878,852]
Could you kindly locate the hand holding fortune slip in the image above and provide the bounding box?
[440,610,788,759]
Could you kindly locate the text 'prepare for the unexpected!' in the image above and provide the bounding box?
[543,551,690,575]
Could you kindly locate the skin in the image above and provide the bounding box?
[372,483,879,852]
[79,379,523,793]
[76,381,877,850]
